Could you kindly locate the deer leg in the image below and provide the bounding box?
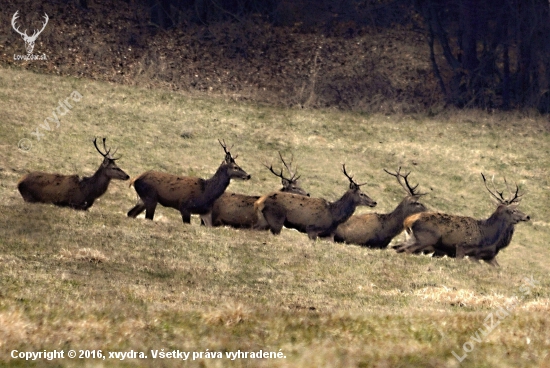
[253,213,269,230]
[127,200,146,218]
[306,230,318,240]
[431,250,446,257]
[82,199,95,210]
[144,201,157,220]
[403,229,441,254]
[261,204,285,235]
[456,244,466,259]
[180,209,192,224]
[200,212,213,227]
[484,257,500,267]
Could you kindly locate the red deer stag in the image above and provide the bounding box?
[204,152,310,228]
[393,174,530,266]
[334,167,427,248]
[255,165,377,240]
[17,138,129,210]
[127,140,250,224]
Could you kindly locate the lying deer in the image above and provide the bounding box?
[334,167,427,248]
[17,138,129,210]
[127,140,250,224]
[203,152,309,228]
[393,174,530,266]
[255,165,377,240]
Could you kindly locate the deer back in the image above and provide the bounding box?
[259,191,332,230]
[408,212,483,243]
[132,171,205,209]
[210,192,261,227]
[334,212,386,245]
[18,172,81,204]
[335,189,426,247]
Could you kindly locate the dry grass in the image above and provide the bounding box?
[0,66,549,367]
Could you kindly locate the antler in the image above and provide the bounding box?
[342,164,367,189]
[264,163,286,180]
[481,173,522,205]
[218,139,236,163]
[278,152,300,181]
[384,167,424,197]
[94,138,120,160]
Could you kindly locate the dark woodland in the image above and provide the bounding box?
[3,0,549,113]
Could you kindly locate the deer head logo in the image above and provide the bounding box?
[12,11,49,55]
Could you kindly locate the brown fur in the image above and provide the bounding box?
[127,141,250,223]
[255,165,377,240]
[393,174,530,266]
[17,138,129,210]
[334,168,427,248]
[205,153,310,229]
[334,197,427,248]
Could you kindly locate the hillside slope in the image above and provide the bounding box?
[1,67,549,367]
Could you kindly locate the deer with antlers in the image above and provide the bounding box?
[255,165,377,240]
[334,168,427,248]
[202,152,310,229]
[12,11,49,54]
[393,174,530,266]
[127,140,250,224]
[17,138,129,210]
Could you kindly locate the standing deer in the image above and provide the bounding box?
[393,174,530,266]
[17,138,130,210]
[204,152,310,228]
[255,165,377,240]
[334,168,427,248]
[127,140,250,224]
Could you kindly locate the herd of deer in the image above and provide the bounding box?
[17,138,530,266]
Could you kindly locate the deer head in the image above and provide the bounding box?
[384,167,427,209]
[482,173,529,224]
[218,139,250,180]
[342,164,377,207]
[93,138,129,180]
[12,11,49,54]
[264,152,309,196]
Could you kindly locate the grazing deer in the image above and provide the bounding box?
[17,138,130,210]
[204,152,310,228]
[255,165,377,240]
[334,168,427,248]
[127,140,250,224]
[393,174,530,266]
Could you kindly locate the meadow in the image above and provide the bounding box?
[0,66,549,367]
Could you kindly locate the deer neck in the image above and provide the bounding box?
[204,165,232,202]
[379,203,409,236]
[479,212,515,248]
[329,191,358,224]
[81,165,111,199]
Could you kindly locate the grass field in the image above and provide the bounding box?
[1,65,549,367]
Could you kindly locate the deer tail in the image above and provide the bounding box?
[129,177,139,188]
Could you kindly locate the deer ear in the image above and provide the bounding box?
[101,156,110,167]
[496,204,508,212]
[282,178,290,186]
[224,153,234,163]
